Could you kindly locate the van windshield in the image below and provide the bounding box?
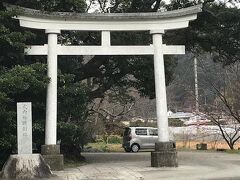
[123,128,131,136]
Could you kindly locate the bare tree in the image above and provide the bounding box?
[167,53,240,149]
[198,56,240,149]
[208,113,240,149]
[88,87,137,136]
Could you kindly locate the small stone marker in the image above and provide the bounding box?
[17,102,32,154]
[1,102,53,179]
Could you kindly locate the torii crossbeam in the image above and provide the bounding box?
[7,4,202,169]
[25,44,185,55]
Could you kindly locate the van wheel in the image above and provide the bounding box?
[131,144,140,153]
[124,148,131,152]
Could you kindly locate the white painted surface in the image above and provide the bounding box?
[25,45,48,55]
[17,15,197,31]
[101,31,111,46]
[151,30,169,142]
[45,30,59,145]
[17,102,32,154]
[25,45,185,55]
[45,29,61,34]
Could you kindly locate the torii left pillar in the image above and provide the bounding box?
[150,30,177,167]
[41,29,64,171]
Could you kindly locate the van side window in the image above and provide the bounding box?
[149,129,158,136]
[135,128,147,135]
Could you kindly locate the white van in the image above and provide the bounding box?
[122,127,175,152]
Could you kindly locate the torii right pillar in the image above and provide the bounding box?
[150,30,178,167]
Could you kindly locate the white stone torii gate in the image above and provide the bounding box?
[9,4,201,168]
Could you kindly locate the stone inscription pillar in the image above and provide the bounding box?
[17,102,32,154]
[150,30,177,167]
[41,29,63,171]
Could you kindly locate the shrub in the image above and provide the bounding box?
[95,137,104,143]
[100,143,110,152]
[105,122,126,135]
[168,118,184,127]
[58,122,92,160]
[107,135,122,144]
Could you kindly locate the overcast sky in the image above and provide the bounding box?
[86,0,239,13]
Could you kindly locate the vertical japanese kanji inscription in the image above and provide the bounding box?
[17,102,32,154]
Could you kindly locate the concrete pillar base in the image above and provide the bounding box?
[41,145,64,171]
[151,142,178,167]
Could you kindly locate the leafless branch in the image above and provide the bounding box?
[86,0,94,12]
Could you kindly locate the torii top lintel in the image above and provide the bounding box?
[7,4,202,31]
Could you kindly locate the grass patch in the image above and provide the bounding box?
[86,142,124,152]
[225,149,240,154]
[85,141,240,153]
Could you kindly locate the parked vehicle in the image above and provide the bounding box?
[122,127,174,152]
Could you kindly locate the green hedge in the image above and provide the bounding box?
[107,135,122,144]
